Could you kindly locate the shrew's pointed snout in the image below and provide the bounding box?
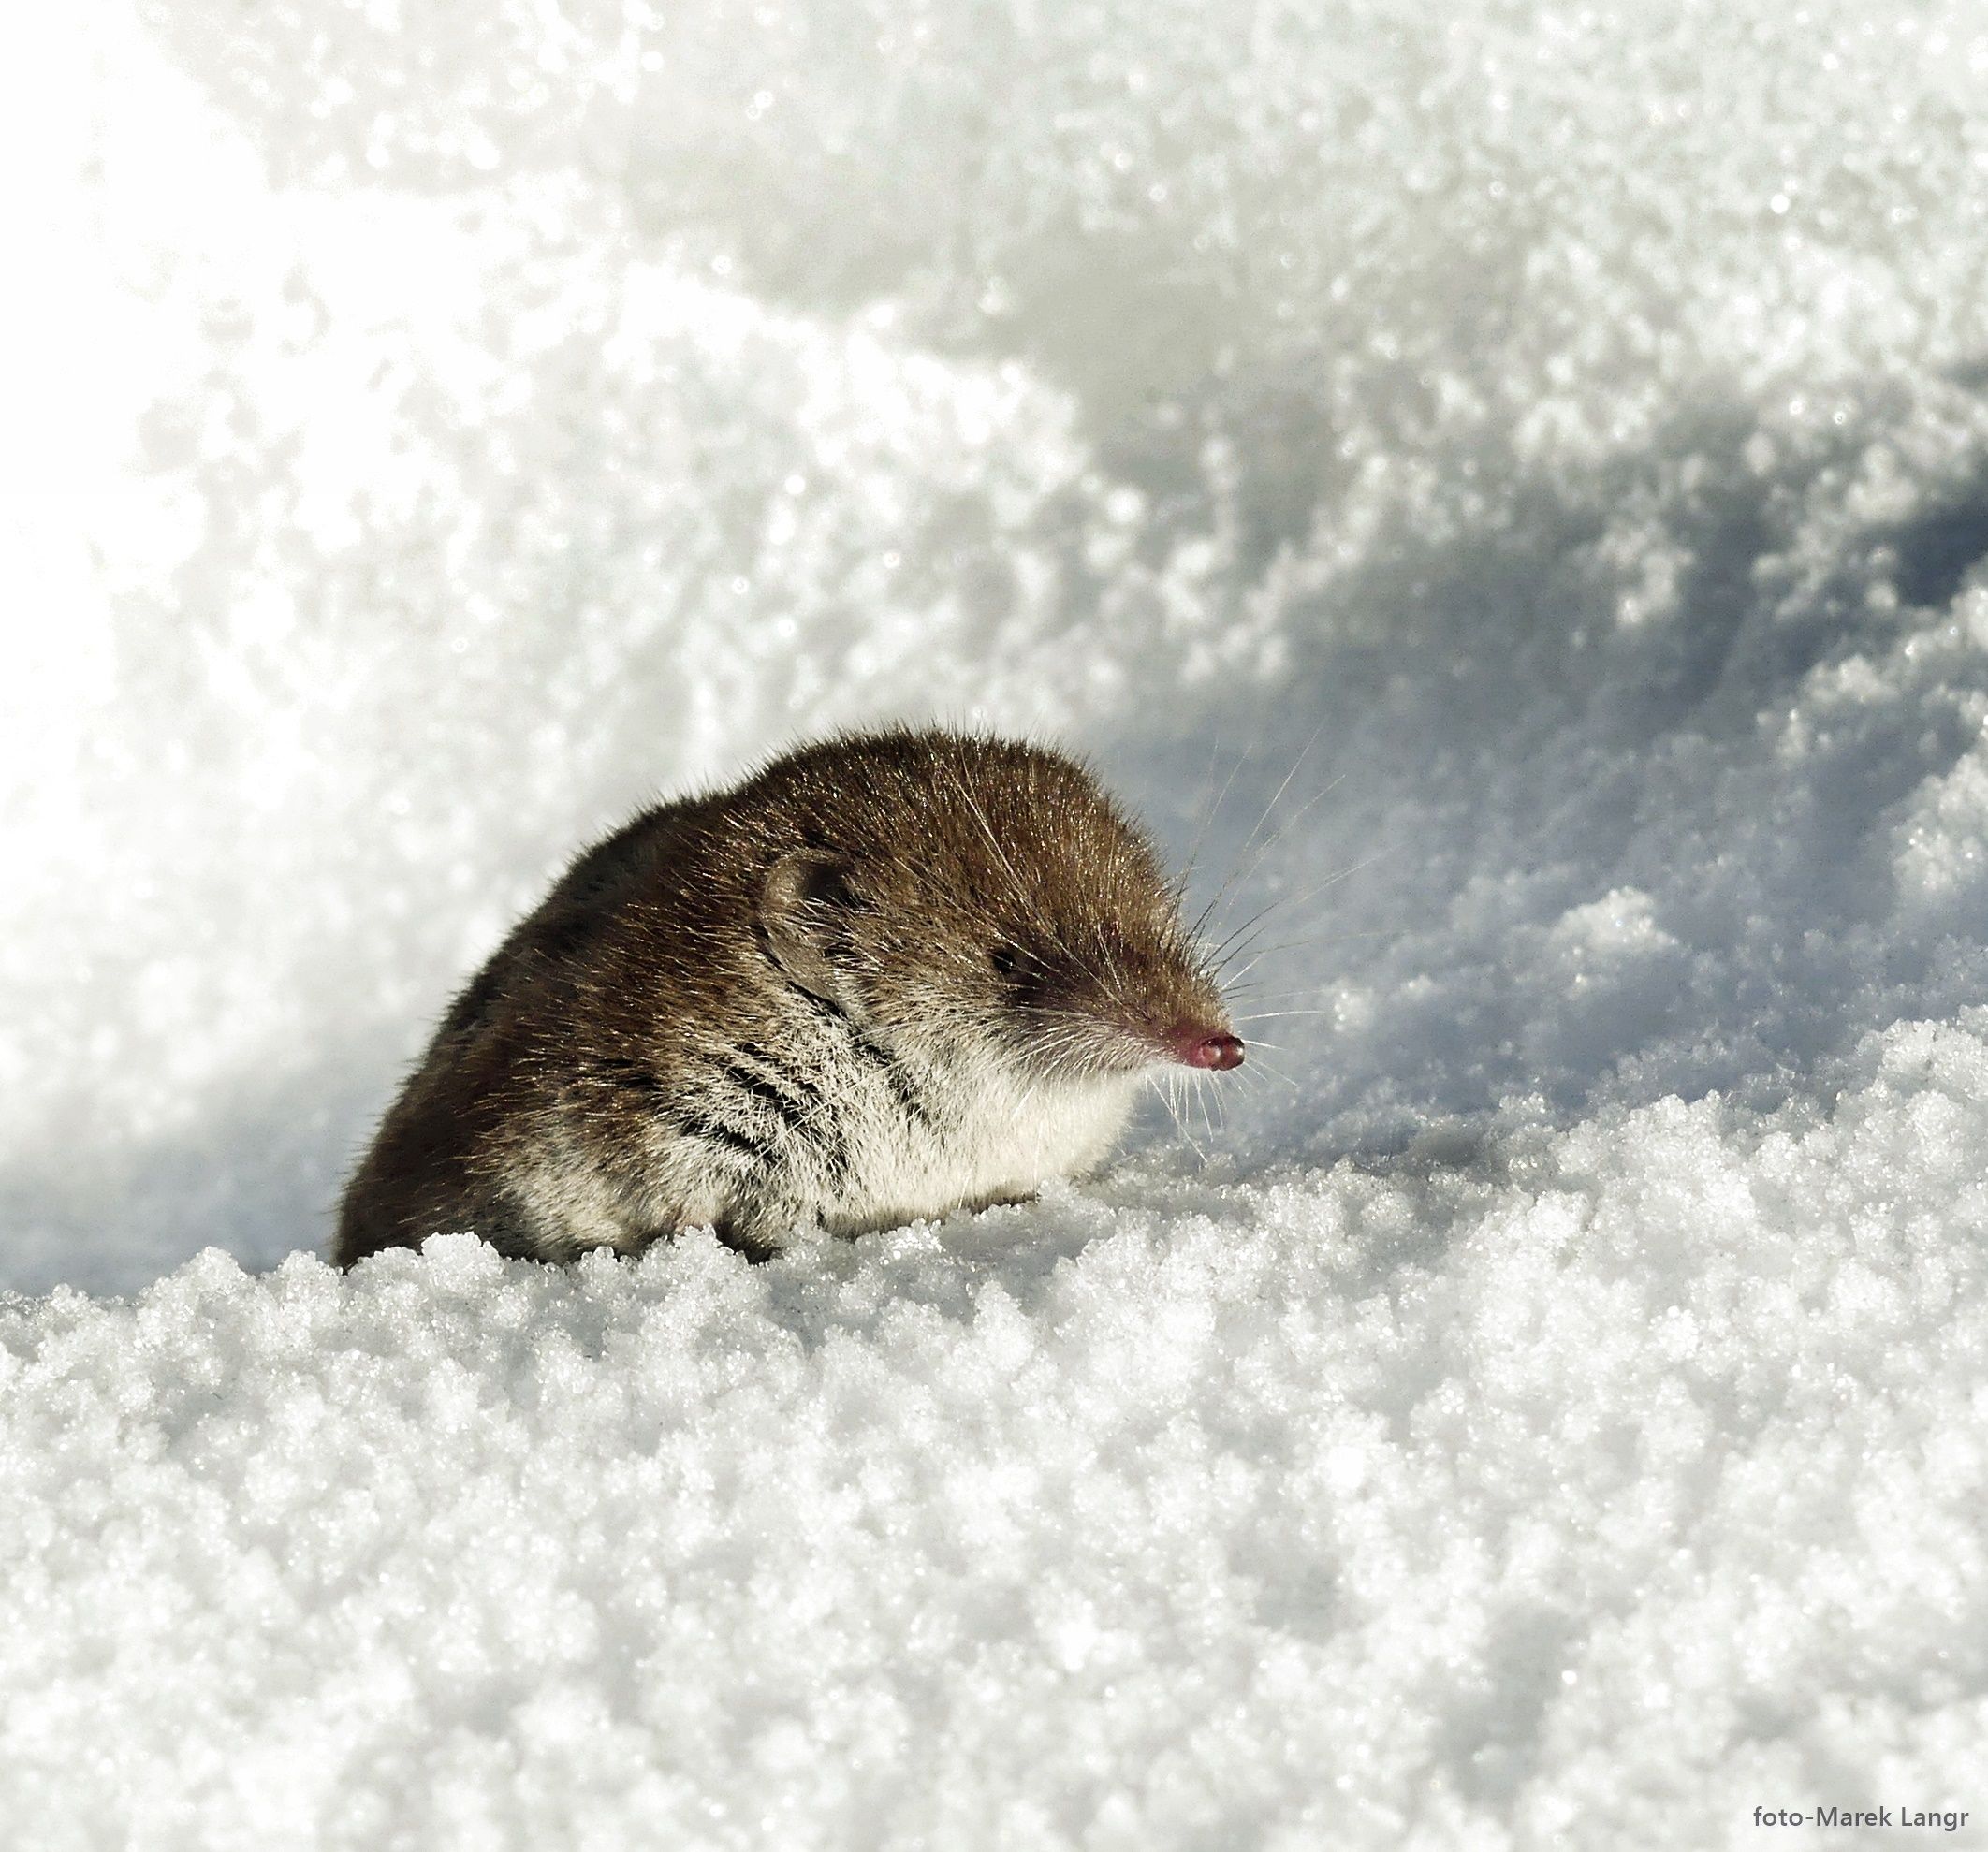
[1170,1025,1245,1071]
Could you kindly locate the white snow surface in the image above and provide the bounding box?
[6,1,1988,1845]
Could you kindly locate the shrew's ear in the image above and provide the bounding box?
[758,850,860,1001]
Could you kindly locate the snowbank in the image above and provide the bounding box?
[6,1024,1985,1847]
[5,0,1988,1843]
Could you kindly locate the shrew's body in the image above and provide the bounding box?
[336,729,1241,1266]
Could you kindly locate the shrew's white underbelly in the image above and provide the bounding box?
[822,1069,1142,1236]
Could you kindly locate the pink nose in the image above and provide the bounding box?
[1174,1029,1245,1071]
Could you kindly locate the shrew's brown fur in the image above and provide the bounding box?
[336,728,1237,1267]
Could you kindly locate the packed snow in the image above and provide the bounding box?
[6,0,1988,1845]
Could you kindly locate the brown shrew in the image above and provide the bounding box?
[336,727,1242,1266]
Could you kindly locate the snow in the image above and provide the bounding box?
[5,0,1988,1844]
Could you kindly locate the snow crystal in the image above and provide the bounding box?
[6,0,1988,1844]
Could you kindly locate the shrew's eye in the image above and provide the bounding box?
[989,943,1022,978]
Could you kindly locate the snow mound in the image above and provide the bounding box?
[5,1017,1985,1845]
[7,0,1988,1843]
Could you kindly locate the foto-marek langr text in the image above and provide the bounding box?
[1751,1806,1969,1833]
